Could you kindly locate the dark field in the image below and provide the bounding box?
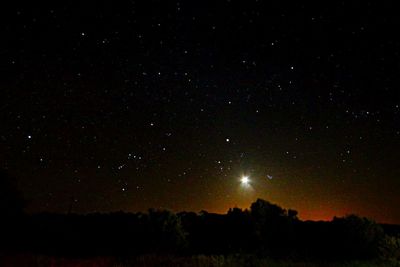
[1,254,399,267]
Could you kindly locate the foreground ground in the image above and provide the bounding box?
[1,254,399,267]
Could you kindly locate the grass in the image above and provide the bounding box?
[1,253,399,267]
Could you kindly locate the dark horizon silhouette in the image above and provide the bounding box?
[1,169,400,263]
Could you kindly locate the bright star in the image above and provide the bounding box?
[240,176,250,185]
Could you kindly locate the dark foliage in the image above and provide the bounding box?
[0,169,25,251]
[0,177,399,260]
[0,169,24,216]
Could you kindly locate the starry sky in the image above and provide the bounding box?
[1,1,400,223]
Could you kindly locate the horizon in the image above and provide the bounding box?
[21,196,398,225]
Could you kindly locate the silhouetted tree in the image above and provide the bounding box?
[226,207,254,251]
[332,215,386,259]
[0,169,24,216]
[250,199,297,257]
[251,199,286,222]
[147,209,187,251]
[288,209,298,220]
[0,169,25,250]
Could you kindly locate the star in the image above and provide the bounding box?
[240,175,250,186]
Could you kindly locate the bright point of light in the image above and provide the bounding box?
[241,176,250,185]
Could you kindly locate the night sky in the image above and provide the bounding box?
[1,1,400,224]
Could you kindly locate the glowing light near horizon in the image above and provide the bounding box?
[240,175,250,186]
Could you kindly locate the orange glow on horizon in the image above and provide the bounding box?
[202,201,375,223]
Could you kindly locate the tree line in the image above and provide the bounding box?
[1,169,399,261]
